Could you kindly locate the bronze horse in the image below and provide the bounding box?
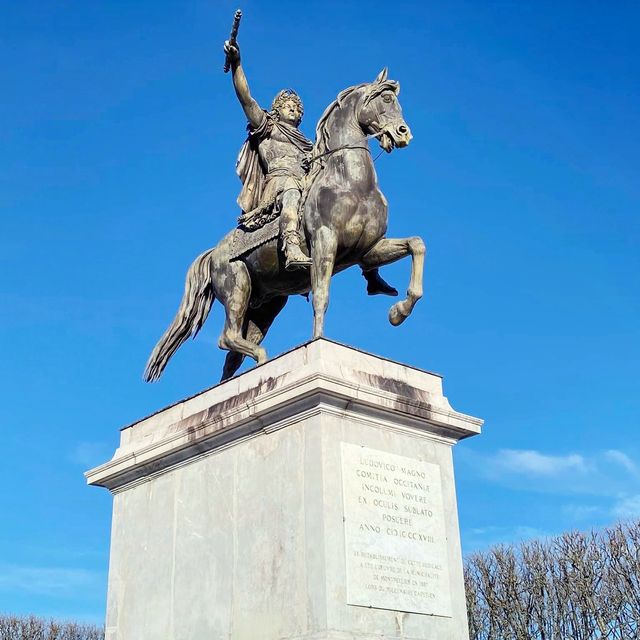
[144,69,425,382]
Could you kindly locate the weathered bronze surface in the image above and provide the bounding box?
[144,14,424,382]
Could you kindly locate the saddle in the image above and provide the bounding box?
[230,173,314,262]
[230,217,281,261]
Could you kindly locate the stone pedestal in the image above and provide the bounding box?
[87,339,482,640]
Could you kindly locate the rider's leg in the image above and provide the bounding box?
[361,267,398,297]
[280,189,312,270]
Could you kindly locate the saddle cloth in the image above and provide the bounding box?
[230,217,280,261]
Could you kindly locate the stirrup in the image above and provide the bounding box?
[283,232,312,270]
[285,250,312,271]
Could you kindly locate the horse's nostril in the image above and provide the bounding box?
[397,125,408,135]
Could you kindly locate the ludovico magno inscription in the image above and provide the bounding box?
[341,443,452,617]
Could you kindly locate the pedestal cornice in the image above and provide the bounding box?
[86,339,482,492]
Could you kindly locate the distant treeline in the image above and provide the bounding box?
[4,521,639,639]
[0,615,103,640]
[464,519,640,639]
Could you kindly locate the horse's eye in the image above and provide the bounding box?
[382,94,393,103]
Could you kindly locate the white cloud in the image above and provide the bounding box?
[460,447,640,540]
[459,448,640,552]
[460,447,639,496]
[605,450,638,474]
[612,495,640,519]
[562,503,603,521]
[497,449,587,476]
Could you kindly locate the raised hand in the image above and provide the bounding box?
[224,40,241,67]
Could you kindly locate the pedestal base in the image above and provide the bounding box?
[87,339,482,639]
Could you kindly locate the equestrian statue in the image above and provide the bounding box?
[144,12,425,382]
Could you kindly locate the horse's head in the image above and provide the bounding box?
[358,68,412,153]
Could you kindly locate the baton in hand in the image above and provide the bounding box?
[224,9,242,73]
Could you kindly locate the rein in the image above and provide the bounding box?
[306,132,383,166]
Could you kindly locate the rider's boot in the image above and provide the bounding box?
[363,268,398,296]
[284,230,312,271]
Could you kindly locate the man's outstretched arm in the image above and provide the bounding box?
[224,41,265,130]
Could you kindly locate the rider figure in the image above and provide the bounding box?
[225,39,397,292]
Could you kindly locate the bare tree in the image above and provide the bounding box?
[464,520,640,640]
[0,615,103,640]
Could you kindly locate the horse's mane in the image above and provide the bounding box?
[304,77,399,197]
[312,78,400,157]
[313,84,366,157]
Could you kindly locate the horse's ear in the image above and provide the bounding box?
[375,67,388,84]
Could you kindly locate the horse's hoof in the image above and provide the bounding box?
[256,348,268,365]
[389,303,408,326]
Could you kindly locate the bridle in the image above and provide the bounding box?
[306,129,398,167]
[305,132,383,167]
[307,92,400,167]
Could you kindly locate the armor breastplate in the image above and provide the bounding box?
[259,136,306,178]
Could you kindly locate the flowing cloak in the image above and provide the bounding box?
[235,112,313,228]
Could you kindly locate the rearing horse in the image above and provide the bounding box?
[144,69,425,382]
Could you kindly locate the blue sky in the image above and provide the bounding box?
[1,0,638,623]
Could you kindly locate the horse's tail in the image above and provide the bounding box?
[144,248,216,382]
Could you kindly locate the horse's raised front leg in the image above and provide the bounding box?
[360,236,426,326]
[310,227,338,339]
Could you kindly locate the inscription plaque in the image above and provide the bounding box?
[341,443,452,616]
